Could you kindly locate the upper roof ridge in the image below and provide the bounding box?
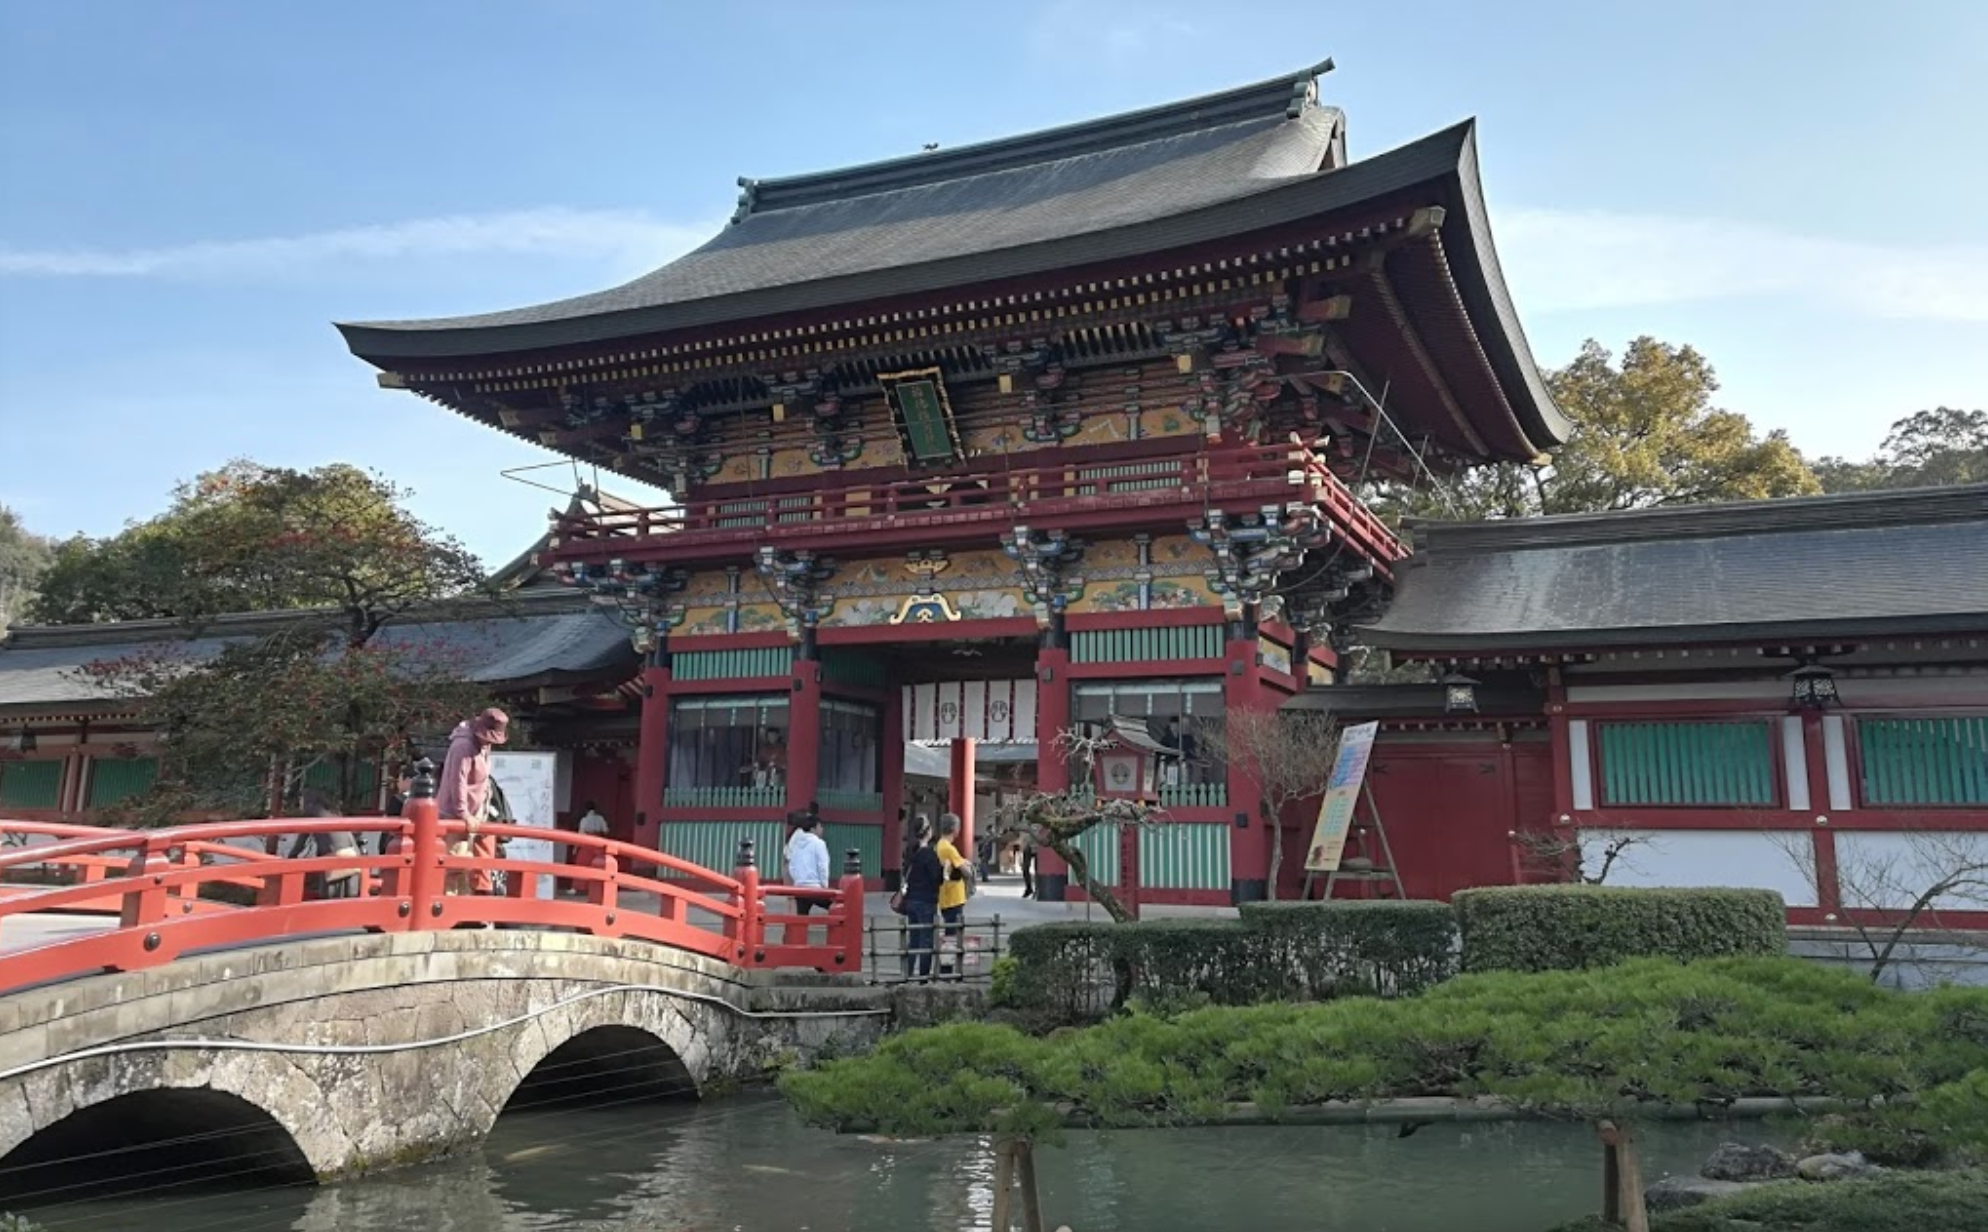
[732,59,1333,220]
[1409,483,1988,556]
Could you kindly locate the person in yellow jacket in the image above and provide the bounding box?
[933,813,972,977]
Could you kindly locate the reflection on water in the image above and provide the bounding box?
[26,1095,1759,1231]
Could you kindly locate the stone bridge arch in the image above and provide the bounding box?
[0,931,892,1182]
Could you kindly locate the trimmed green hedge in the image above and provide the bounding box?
[1004,900,1459,1022]
[1240,900,1457,998]
[1454,886,1786,973]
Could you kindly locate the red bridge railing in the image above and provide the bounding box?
[0,794,864,994]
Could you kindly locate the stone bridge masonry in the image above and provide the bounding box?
[0,931,905,1183]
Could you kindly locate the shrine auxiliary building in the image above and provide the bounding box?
[338,62,1566,904]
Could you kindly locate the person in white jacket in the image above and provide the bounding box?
[784,806,831,917]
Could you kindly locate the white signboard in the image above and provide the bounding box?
[490,751,560,901]
[1304,721,1379,874]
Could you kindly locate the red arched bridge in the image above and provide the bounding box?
[0,790,863,994]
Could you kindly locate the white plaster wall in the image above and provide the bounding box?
[1831,831,1988,912]
[1578,828,1818,907]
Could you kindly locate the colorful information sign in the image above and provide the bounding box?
[1304,721,1379,873]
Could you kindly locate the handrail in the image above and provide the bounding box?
[0,808,865,992]
[548,442,1409,564]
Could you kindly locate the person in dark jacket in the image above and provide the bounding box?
[900,816,943,980]
[287,790,362,899]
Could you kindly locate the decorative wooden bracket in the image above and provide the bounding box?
[1000,526,1087,627]
[753,547,837,633]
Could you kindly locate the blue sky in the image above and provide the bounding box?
[3,0,1983,568]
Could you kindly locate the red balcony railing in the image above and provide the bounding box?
[552,444,1407,570]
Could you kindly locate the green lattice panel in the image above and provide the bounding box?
[1067,823,1121,887]
[1597,721,1774,807]
[656,820,787,879]
[0,760,62,810]
[1140,823,1231,890]
[823,822,885,878]
[674,647,792,681]
[661,785,786,810]
[1158,782,1228,809]
[86,757,158,809]
[1071,625,1225,664]
[1859,716,1988,806]
[820,650,891,690]
[817,790,885,813]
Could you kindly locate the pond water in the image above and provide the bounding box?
[18,1094,1761,1232]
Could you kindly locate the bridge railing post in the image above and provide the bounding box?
[829,847,865,975]
[403,758,443,931]
[118,833,175,930]
[733,838,762,968]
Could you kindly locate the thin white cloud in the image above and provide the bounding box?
[1027,2,1200,65]
[0,209,713,279]
[1499,207,1988,324]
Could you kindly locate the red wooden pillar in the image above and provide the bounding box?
[948,736,976,859]
[1033,644,1073,901]
[882,684,906,889]
[1801,712,1841,914]
[787,657,822,815]
[1224,633,1273,903]
[634,662,671,845]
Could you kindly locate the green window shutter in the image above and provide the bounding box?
[0,760,63,810]
[821,823,884,877]
[86,757,159,809]
[655,820,788,878]
[1858,716,1988,806]
[1596,722,1774,807]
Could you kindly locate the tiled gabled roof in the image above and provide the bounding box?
[0,590,638,715]
[337,64,1347,356]
[1361,484,1988,652]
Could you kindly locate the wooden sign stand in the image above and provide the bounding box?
[1300,783,1407,901]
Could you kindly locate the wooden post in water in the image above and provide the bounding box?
[992,1138,1017,1231]
[1596,1120,1649,1232]
[1016,1138,1046,1232]
[990,1136,1046,1232]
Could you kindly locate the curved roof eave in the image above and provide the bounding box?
[1446,129,1572,451]
[337,120,1567,455]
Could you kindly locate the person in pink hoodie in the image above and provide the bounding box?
[438,707,508,894]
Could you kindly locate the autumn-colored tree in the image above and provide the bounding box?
[1812,407,1988,493]
[66,462,490,821]
[1367,337,1821,525]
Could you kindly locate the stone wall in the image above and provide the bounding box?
[0,931,892,1179]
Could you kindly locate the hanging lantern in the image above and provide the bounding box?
[1441,671,1481,715]
[1788,660,1839,710]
